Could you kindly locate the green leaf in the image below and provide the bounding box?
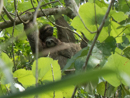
[103,53,130,87]
[6,24,26,40]
[111,11,128,22]
[0,84,9,96]
[4,0,7,7]
[74,56,100,71]
[118,23,130,28]
[95,36,116,57]
[110,21,123,43]
[72,16,95,40]
[115,47,123,55]
[117,1,130,13]
[1,68,116,98]
[0,52,13,72]
[71,3,109,42]
[95,0,108,8]
[62,47,89,72]
[0,52,14,84]
[97,82,116,97]
[97,82,105,96]
[121,85,130,97]
[123,46,130,59]
[61,85,75,98]
[18,2,32,12]
[32,57,61,82]
[13,69,35,88]
[84,79,98,95]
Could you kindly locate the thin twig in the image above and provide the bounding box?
[72,0,96,34]
[12,0,18,71]
[51,64,55,82]
[3,7,14,22]
[83,0,114,70]
[5,85,10,94]
[33,0,43,87]
[125,0,130,8]
[71,86,78,98]
[1,14,7,23]
[51,64,55,98]
[9,12,15,16]
[58,0,63,6]
[17,12,30,24]
[115,27,127,38]
[19,1,59,16]
[103,81,107,98]
[78,13,96,34]
[31,0,35,9]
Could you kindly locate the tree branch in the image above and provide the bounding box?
[0,7,71,29]
[12,0,18,71]
[19,1,59,16]
[83,0,114,70]
[0,0,3,15]
[3,7,14,22]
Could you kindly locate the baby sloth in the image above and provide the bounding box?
[45,36,61,48]
[44,36,81,69]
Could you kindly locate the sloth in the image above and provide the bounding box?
[39,24,54,50]
[45,36,61,48]
[24,22,81,69]
[44,36,81,69]
[24,21,42,53]
[39,24,53,42]
[24,21,54,53]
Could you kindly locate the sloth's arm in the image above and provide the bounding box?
[39,42,71,57]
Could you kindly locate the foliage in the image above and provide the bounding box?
[0,0,130,98]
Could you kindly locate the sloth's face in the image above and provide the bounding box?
[45,37,57,48]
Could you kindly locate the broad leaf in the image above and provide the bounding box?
[1,68,116,98]
[13,69,35,88]
[71,3,109,42]
[103,53,130,87]
[110,21,123,43]
[111,11,128,22]
[32,57,61,82]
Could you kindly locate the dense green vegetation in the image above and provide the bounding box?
[1,0,130,98]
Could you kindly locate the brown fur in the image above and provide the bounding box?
[50,43,81,69]
[24,22,81,69]
[24,22,53,53]
[44,36,81,69]
[45,36,61,48]
[39,24,53,42]
[24,22,44,53]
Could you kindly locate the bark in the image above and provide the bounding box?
[0,0,3,15]
[0,7,71,29]
[64,0,79,18]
